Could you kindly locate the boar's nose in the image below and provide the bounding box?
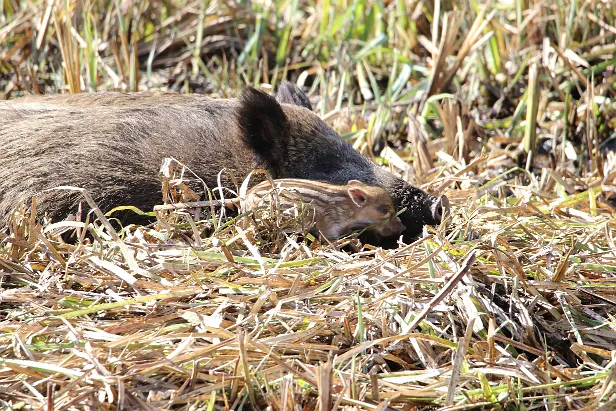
[431,195,450,224]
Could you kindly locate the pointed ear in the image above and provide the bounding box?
[237,86,290,175]
[348,187,368,207]
[275,82,313,110]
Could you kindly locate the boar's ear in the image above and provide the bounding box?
[276,81,313,110]
[238,86,290,175]
[348,187,368,207]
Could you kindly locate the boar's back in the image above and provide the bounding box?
[0,92,260,223]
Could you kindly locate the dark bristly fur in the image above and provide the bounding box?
[237,88,290,177]
[0,82,446,244]
[274,82,313,110]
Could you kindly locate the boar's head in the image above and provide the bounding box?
[237,82,448,243]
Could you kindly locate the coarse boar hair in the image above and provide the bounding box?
[0,83,447,244]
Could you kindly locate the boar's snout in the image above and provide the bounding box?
[429,195,450,224]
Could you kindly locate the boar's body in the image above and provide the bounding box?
[0,93,257,221]
[0,84,444,242]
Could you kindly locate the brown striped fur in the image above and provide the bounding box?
[244,179,405,239]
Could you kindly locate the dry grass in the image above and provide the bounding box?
[2,166,616,409]
[2,0,616,409]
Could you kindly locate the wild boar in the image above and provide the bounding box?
[0,83,447,243]
[244,178,406,240]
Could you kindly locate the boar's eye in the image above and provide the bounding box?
[377,205,391,216]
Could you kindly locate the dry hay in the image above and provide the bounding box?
[1,150,615,409]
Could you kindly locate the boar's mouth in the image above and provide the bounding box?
[429,195,450,225]
[377,180,451,244]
